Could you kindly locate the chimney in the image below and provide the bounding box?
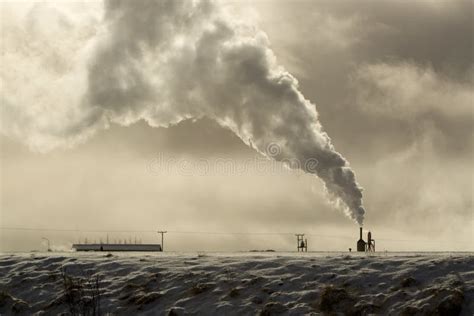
[357,227,366,252]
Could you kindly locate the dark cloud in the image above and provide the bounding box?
[249,0,473,161]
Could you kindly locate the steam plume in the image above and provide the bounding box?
[1,0,365,224]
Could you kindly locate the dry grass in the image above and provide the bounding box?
[60,267,102,316]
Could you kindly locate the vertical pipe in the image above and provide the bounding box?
[360,227,363,240]
[161,233,164,252]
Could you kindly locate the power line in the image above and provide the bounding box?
[0,226,348,238]
[0,226,472,245]
[0,227,156,233]
[0,227,350,239]
[167,230,295,236]
[0,227,297,235]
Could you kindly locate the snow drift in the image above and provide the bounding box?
[0,253,472,314]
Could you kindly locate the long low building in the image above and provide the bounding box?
[72,243,162,252]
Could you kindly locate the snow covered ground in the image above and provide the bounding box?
[0,252,472,315]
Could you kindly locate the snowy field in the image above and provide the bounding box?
[0,252,473,315]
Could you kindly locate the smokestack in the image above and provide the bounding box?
[357,227,366,252]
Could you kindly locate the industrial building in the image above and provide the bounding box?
[72,243,162,252]
[357,227,375,252]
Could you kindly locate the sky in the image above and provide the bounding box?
[1,0,473,252]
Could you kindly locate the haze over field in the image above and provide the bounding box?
[1,0,473,252]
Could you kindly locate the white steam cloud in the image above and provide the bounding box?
[1,0,365,224]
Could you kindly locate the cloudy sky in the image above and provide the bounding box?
[1,0,472,252]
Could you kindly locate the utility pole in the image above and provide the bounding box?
[157,230,167,252]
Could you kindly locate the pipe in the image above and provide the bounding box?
[359,227,363,240]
